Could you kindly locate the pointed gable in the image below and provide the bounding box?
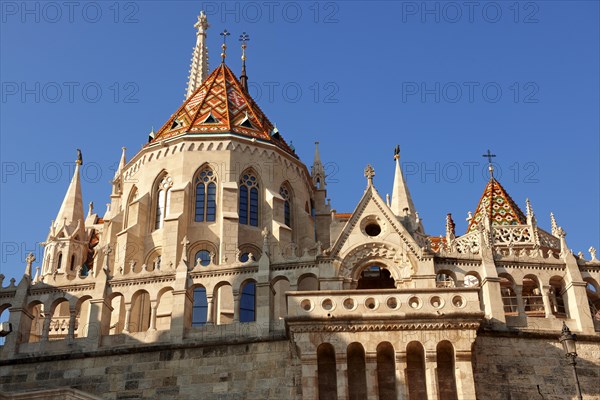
[151,64,295,156]
[467,177,526,232]
[329,184,421,260]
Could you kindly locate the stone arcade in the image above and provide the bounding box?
[0,10,599,400]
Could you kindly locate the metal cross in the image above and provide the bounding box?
[482,149,496,164]
[239,32,250,44]
[220,29,231,62]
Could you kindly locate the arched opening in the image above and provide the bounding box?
[124,186,138,229]
[272,277,290,320]
[129,290,151,332]
[317,343,337,400]
[109,293,126,334]
[499,274,518,316]
[194,250,212,267]
[585,279,600,331]
[0,304,12,346]
[240,281,256,323]
[523,275,544,317]
[436,341,458,400]
[549,276,567,318]
[215,284,234,325]
[406,341,427,400]
[74,296,91,338]
[376,342,397,400]
[347,342,367,400]
[463,272,480,287]
[436,272,456,288]
[26,301,44,343]
[298,274,319,291]
[48,298,70,341]
[192,286,208,326]
[57,252,63,271]
[357,266,395,289]
[156,289,173,331]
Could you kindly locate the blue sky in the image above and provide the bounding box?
[1,1,599,280]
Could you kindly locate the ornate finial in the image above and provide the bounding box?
[220,29,230,63]
[25,253,35,277]
[364,164,375,185]
[88,201,94,217]
[446,213,456,238]
[482,149,496,177]
[394,144,400,161]
[239,32,250,90]
[550,212,559,236]
[76,148,83,166]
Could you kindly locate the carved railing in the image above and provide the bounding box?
[493,225,533,246]
[454,231,481,254]
[537,229,560,250]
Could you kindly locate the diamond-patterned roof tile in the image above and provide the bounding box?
[150,63,295,156]
[467,177,526,232]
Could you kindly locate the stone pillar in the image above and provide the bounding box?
[232,290,240,323]
[40,312,52,342]
[170,289,192,339]
[3,307,33,356]
[206,295,214,324]
[454,349,477,400]
[425,352,438,400]
[87,298,111,348]
[514,285,526,318]
[365,351,378,400]
[541,284,554,318]
[336,353,348,400]
[123,304,132,333]
[67,309,76,340]
[396,352,409,400]
[480,277,506,325]
[149,301,158,331]
[302,355,319,400]
[255,281,272,335]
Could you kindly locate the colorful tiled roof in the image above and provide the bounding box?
[151,63,295,156]
[467,177,526,232]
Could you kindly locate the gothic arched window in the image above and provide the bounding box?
[154,175,173,230]
[192,286,208,326]
[239,281,256,322]
[194,168,217,222]
[57,253,63,271]
[279,184,292,227]
[239,172,259,227]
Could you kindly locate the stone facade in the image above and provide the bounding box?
[1,9,599,400]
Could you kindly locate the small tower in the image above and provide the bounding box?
[185,10,209,99]
[41,150,88,278]
[311,142,326,189]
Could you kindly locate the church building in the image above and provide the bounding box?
[0,10,599,400]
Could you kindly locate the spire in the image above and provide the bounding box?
[311,141,326,188]
[390,145,417,218]
[186,11,210,100]
[113,147,127,179]
[550,212,559,236]
[53,150,85,234]
[239,32,250,91]
[525,198,536,225]
[482,149,496,178]
[446,213,456,241]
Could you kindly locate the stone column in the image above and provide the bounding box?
[425,352,438,400]
[541,284,554,318]
[396,352,409,400]
[302,355,319,400]
[365,351,378,400]
[514,285,526,318]
[67,309,77,340]
[149,301,158,331]
[3,307,33,356]
[336,353,348,400]
[40,312,52,342]
[232,290,240,323]
[87,298,111,347]
[454,349,477,400]
[255,281,272,335]
[480,277,506,325]
[170,289,192,339]
[123,304,132,333]
[206,295,214,324]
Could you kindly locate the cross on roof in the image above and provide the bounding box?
[482,149,496,164]
[220,29,231,62]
